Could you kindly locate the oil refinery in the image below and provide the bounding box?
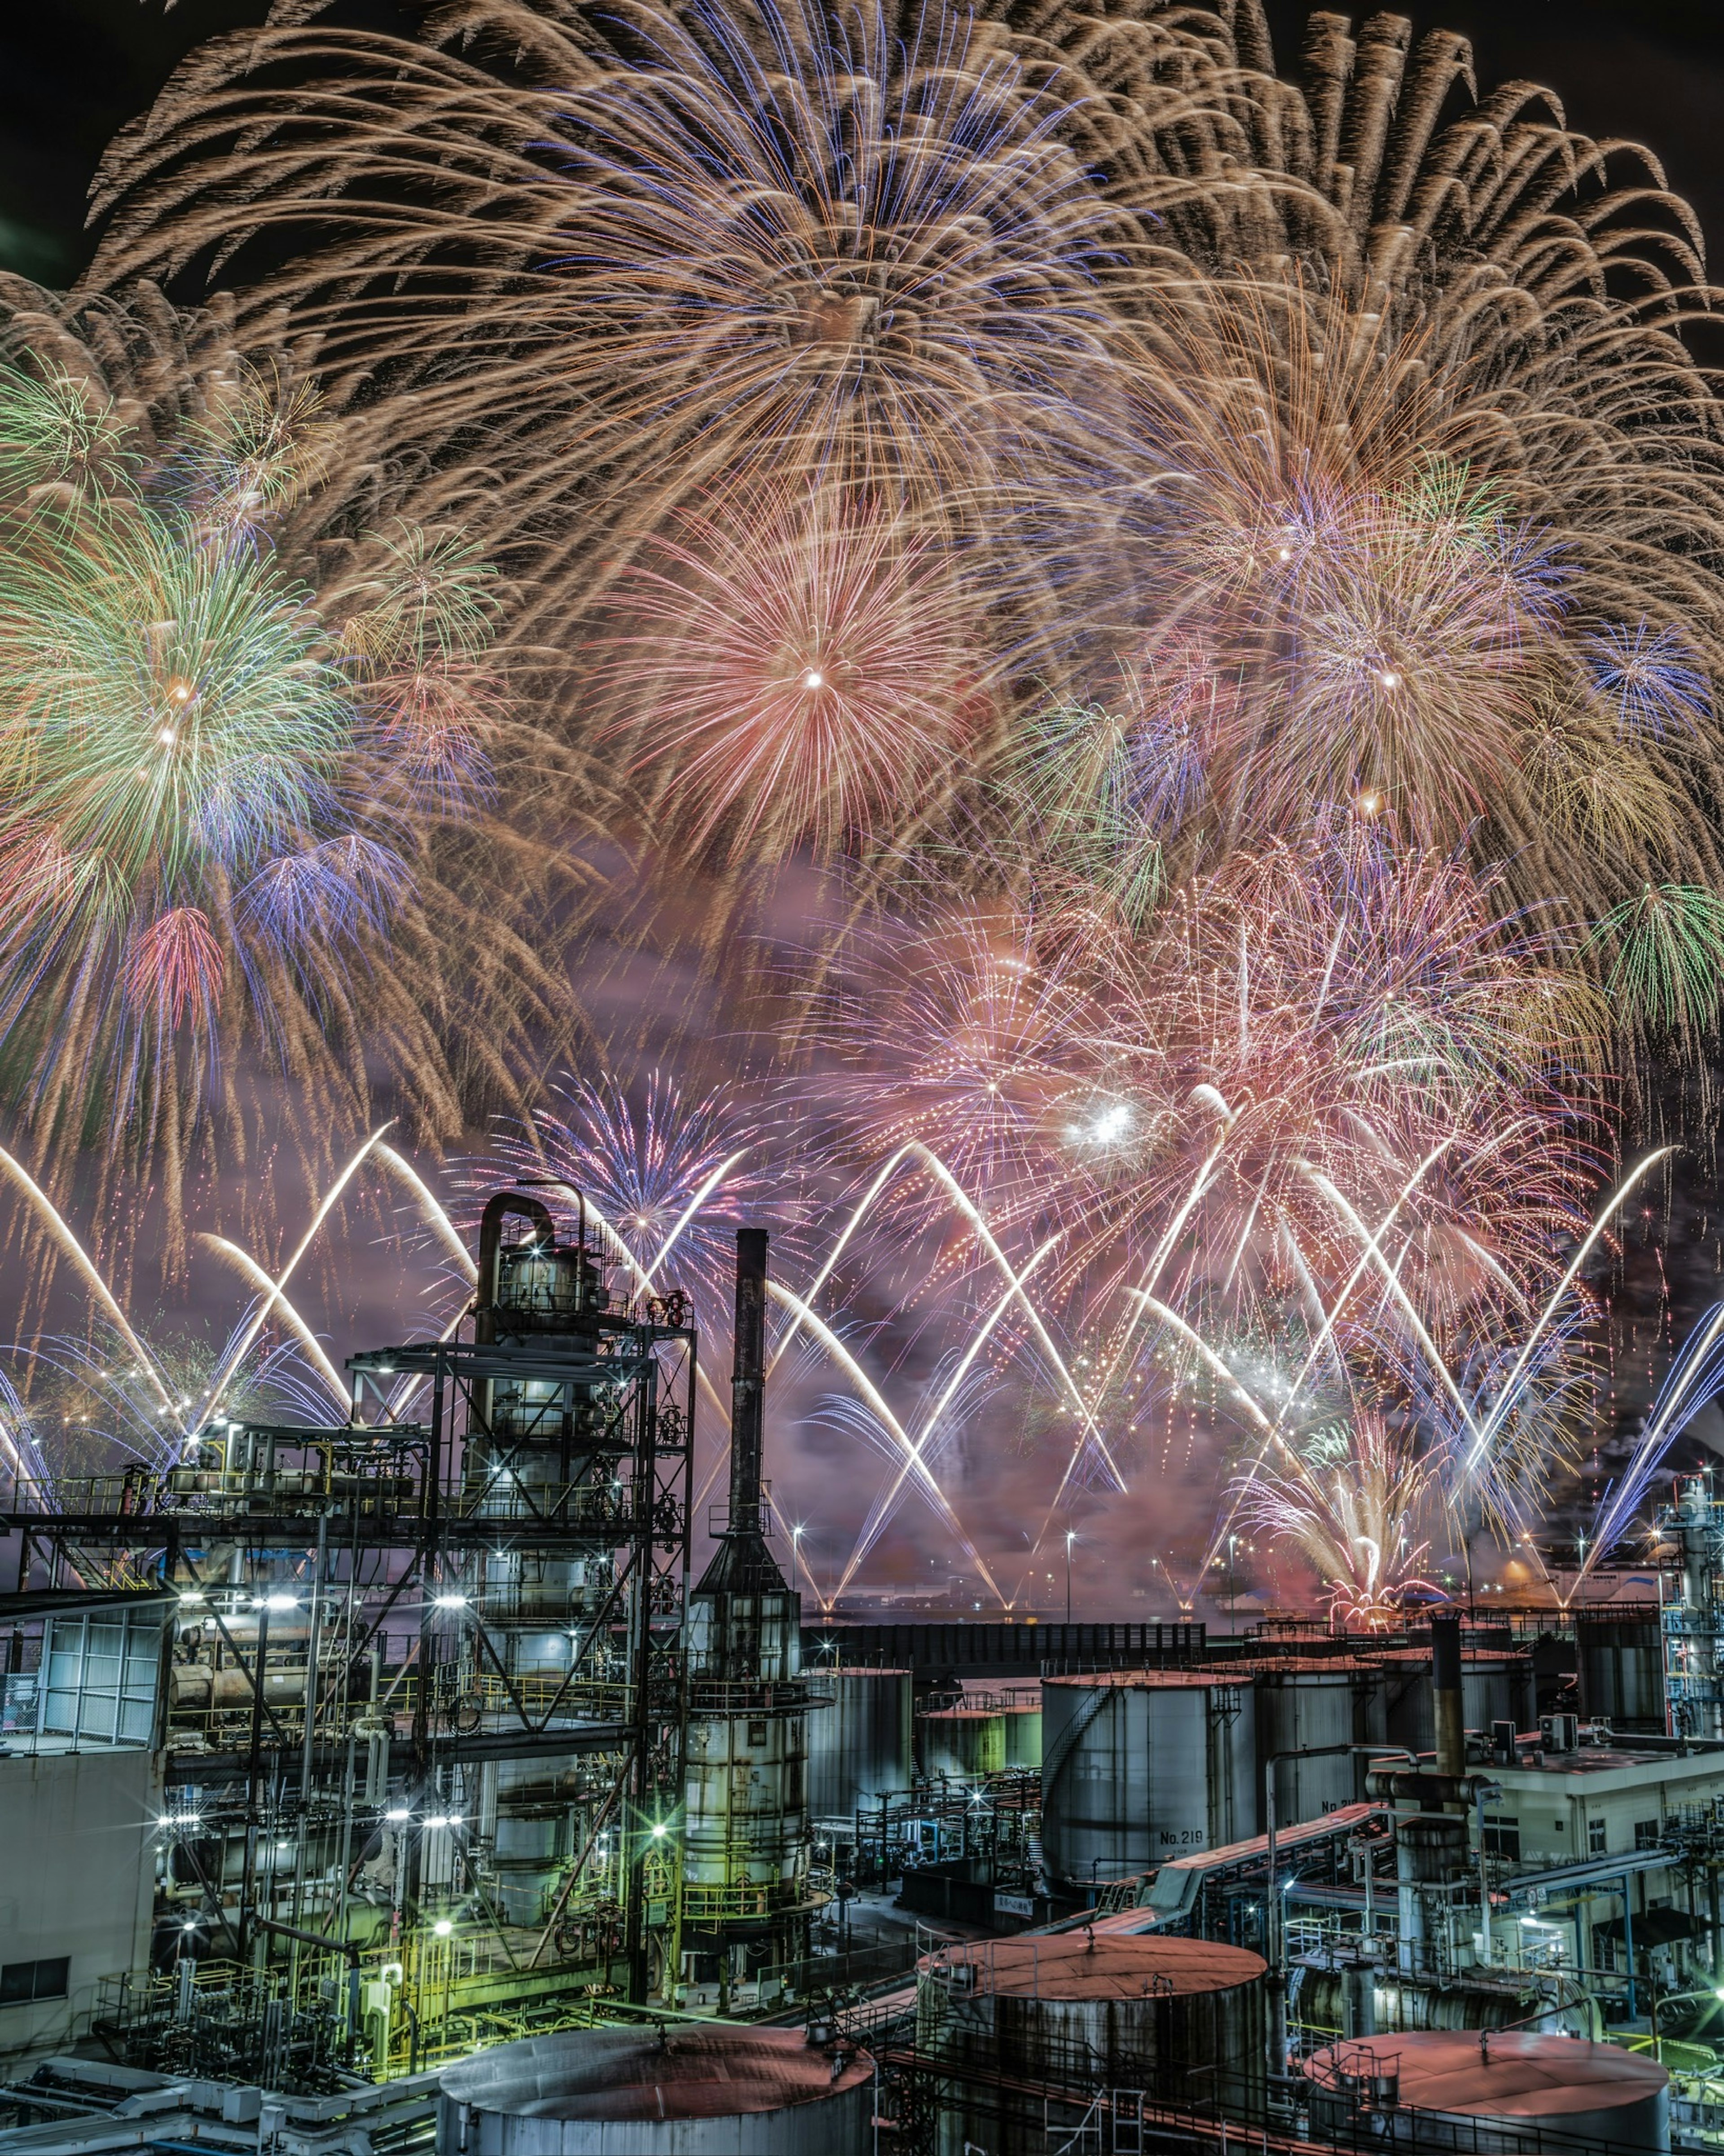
[0,1197,1720,2155]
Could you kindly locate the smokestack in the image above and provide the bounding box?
[1432,1612,1465,1777]
[727,1228,769,1540]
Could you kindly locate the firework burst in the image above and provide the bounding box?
[599,486,996,863]
[482,1072,790,1333]
[1233,1410,1444,1630]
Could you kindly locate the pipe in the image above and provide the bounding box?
[475,1191,556,1347]
[1432,1613,1465,1779]
[1264,1746,1413,2085]
[1474,1778,1503,1966]
[253,1916,360,1966]
[727,1228,769,1539]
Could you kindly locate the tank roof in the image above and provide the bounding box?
[1309,2034,1667,2119]
[929,1932,1265,2001]
[1246,1656,1380,1675]
[917,1705,1003,1720]
[440,2026,872,2122]
[1042,1668,1243,1691]
[1365,1646,1528,1666]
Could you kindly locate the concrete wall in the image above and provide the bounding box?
[0,1746,161,2062]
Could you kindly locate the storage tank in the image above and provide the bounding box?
[1252,1660,1384,1825]
[918,1931,1266,2154]
[1041,1671,1255,1886]
[805,1667,912,1818]
[1001,1702,1042,1770]
[1376,1648,1533,1756]
[919,1706,1005,1782]
[1292,1966,1597,2040]
[438,2026,875,2156]
[1304,2032,1668,2154]
[1577,1611,1664,1732]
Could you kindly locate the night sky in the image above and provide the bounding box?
[2,0,1723,1574]
[5,3,1724,287]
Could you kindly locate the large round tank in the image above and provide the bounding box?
[1305,2032,1668,2154]
[1577,1612,1664,1731]
[919,1706,1005,1782]
[682,1702,810,1912]
[1376,1649,1533,1757]
[1293,1968,1598,2040]
[682,1580,812,1950]
[1041,1671,1255,1887]
[919,1931,1266,2154]
[1252,1660,1383,1825]
[439,2026,875,2156]
[806,1668,912,1819]
[1001,1702,1042,1770]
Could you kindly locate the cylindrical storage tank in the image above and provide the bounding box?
[919,1706,1005,1782]
[1253,1661,1380,1825]
[1377,1649,1533,1757]
[439,2026,874,2156]
[1001,1702,1042,1770]
[1292,1969,1597,2039]
[1577,1612,1664,1731]
[806,1668,912,1818]
[918,1932,1266,2155]
[1041,1672,1255,1887]
[1305,2032,1668,2154]
[682,1704,809,1903]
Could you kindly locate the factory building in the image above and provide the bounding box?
[12,1318,1724,2152]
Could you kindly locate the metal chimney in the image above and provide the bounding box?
[727,1227,768,1540]
[1432,1612,1465,1778]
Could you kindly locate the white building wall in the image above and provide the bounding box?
[0,1747,162,2061]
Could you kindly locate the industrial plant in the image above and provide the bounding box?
[0,1199,1715,2156]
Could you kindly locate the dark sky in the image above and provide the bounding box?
[5,1,1724,287]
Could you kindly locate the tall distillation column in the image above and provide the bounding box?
[681,1229,821,2005]
[469,1194,611,1932]
[1660,1475,1724,1740]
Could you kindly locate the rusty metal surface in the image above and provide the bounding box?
[1311,2033,1667,2119]
[440,2025,873,2122]
[938,1931,1266,2001]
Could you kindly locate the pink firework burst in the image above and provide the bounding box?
[599,486,995,862]
[125,906,225,1030]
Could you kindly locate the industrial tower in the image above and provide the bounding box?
[1,1184,697,2081]
[681,1228,823,2006]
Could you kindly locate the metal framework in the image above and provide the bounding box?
[0,1197,697,2084]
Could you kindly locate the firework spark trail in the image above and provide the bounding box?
[0,369,516,1233]
[765,1277,1006,1605]
[0,1142,172,1414]
[829,1237,1061,1604]
[1233,1409,1447,1628]
[196,1123,398,1426]
[197,1236,348,1408]
[0,1366,52,1488]
[377,1143,477,1281]
[488,1075,778,1332]
[72,0,1724,1244]
[86,0,1128,604]
[1458,1151,1673,1481]
[1583,1303,1724,1577]
[734,1126,1119,1509]
[1195,1155,1662,1583]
